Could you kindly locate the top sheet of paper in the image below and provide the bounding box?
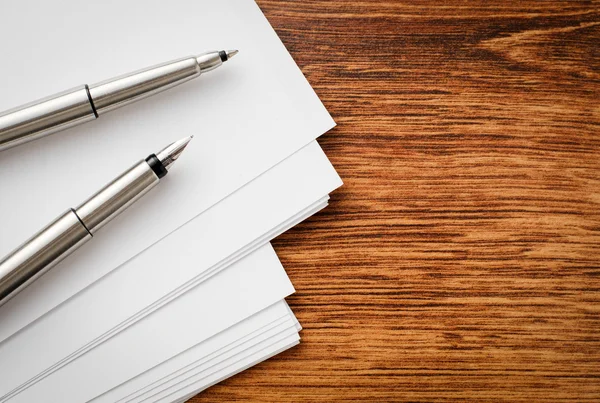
[0,0,334,341]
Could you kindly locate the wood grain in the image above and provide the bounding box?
[191,1,600,401]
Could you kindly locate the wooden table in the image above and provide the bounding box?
[192,1,600,401]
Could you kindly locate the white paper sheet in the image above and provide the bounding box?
[135,323,299,403]
[0,0,335,342]
[95,302,299,403]
[0,141,342,399]
[143,328,301,403]
[9,242,294,403]
[164,334,300,403]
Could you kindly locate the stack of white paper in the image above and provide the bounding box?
[0,1,341,402]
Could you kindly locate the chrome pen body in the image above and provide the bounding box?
[0,50,236,152]
[0,136,192,305]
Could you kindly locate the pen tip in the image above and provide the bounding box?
[155,136,193,172]
[225,49,238,60]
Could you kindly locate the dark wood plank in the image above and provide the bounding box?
[191,1,600,401]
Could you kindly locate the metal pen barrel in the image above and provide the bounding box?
[0,159,160,305]
[0,86,97,151]
[0,209,92,305]
[0,51,230,152]
[0,134,192,305]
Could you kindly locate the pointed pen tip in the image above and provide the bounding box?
[156,136,193,172]
[225,49,239,60]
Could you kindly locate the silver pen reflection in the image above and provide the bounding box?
[0,136,193,305]
[0,50,237,152]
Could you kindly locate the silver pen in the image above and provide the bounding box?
[0,136,193,305]
[0,50,237,152]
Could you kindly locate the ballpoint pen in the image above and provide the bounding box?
[0,50,237,152]
[0,136,193,305]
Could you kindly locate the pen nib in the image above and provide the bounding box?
[156,136,193,171]
[225,49,238,60]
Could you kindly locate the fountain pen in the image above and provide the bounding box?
[0,136,193,305]
[0,50,237,152]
